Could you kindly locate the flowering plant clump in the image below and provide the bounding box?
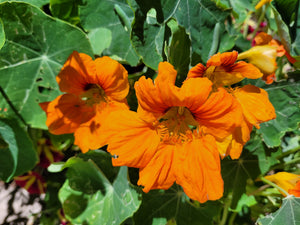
[0,0,299,224]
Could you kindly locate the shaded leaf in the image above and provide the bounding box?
[59,158,141,225]
[133,185,221,225]
[222,150,261,209]
[79,0,140,65]
[257,80,300,147]
[0,0,48,8]
[271,4,292,52]
[256,196,300,225]
[0,2,93,128]
[0,18,4,50]
[245,134,280,174]
[0,119,38,182]
[50,0,82,25]
[129,0,234,69]
[166,19,190,85]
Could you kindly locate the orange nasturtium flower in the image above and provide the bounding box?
[100,62,242,203]
[188,51,276,159]
[40,51,129,153]
[264,172,300,197]
[239,32,297,84]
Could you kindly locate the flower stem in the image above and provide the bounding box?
[260,176,290,196]
[277,145,300,159]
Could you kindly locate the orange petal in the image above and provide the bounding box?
[265,172,300,196]
[230,61,263,79]
[135,76,169,120]
[100,110,160,168]
[217,119,252,159]
[254,32,272,45]
[207,51,238,67]
[233,85,276,128]
[289,181,300,197]
[73,101,128,153]
[175,136,223,203]
[95,56,129,101]
[155,61,178,85]
[40,94,95,135]
[187,63,206,78]
[181,77,212,111]
[56,51,97,95]
[138,144,176,192]
[193,88,243,139]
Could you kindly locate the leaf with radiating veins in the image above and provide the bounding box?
[0,2,93,129]
[256,196,300,225]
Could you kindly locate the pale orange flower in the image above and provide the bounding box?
[265,172,300,196]
[101,62,242,203]
[187,51,275,159]
[40,51,129,153]
[240,32,297,84]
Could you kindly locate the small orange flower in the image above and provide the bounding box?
[264,172,300,196]
[101,62,243,203]
[14,171,46,194]
[188,51,263,88]
[188,51,275,159]
[40,51,129,153]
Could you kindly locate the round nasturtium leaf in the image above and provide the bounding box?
[0,2,93,129]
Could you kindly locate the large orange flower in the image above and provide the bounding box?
[101,62,242,203]
[40,51,129,153]
[188,51,275,159]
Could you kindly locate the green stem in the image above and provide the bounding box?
[208,22,221,57]
[277,145,300,159]
[220,197,232,225]
[260,176,290,196]
[251,5,267,42]
[228,212,237,225]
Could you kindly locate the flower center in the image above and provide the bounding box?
[81,84,107,106]
[157,106,199,144]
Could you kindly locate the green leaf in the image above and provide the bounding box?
[0,0,49,8]
[232,193,257,213]
[133,186,221,225]
[50,0,82,25]
[0,119,38,182]
[256,196,300,225]
[0,18,5,50]
[257,80,300,147]
[166,19,190,85]
[0,2,93,129]
[129,0,234,69]
[244,134,280,174]
[271,4,292,52]
[221,150,261,209]
[273,0,299,41]
[79,0,140,65]
[59,157,141,225]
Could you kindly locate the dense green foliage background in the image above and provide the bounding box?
[0,0,299,224]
